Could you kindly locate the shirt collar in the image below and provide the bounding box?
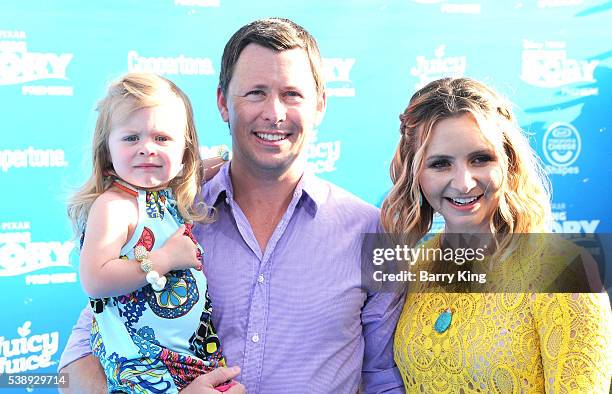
[203,162,233,207]
[203,162,329,217]
[294,169,328,216]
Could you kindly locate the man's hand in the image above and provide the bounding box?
[201,145,231,182]
[59,355,107,394]
[180,366,245,393]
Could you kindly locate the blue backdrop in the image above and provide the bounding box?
[1,1,610,390]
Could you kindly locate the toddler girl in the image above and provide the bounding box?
[68,73,227,393]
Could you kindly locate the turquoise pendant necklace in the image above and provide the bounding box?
[434,308,453,333]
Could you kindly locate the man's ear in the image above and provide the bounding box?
[217,86,229,122]
[315,91,327,126]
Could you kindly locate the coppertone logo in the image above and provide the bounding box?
[542,122,581,175]
[0,221,76,285]
[410,45,466,89]
[521,40,598,89]
[0,29,74,96]
[128,50,214,76]
[323,58,355,97]
[0,147,68,172]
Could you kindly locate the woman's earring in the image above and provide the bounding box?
[419,193,423,207]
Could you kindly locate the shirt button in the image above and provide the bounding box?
[251,333,260,343]
[257,274,265,283]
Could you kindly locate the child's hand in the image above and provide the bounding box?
[155,225,202,273]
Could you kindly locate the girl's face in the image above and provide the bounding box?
[418,113,504,234]
[108,100,187,189]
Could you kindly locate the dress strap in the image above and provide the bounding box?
[112,179,138,197]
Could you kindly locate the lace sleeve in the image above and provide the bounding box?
[532,292,612,393]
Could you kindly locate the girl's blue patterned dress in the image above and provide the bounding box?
[87,181,224,393]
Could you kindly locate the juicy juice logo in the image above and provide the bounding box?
[0,321,59,373]
[306,129,341,174]
[410,45,466,89]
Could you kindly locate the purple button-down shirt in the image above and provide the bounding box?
[59,163,405,393]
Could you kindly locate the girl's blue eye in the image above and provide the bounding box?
[123,135,138,142]
[155,135,169,142]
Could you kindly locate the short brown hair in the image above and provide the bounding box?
[219,18,325,98]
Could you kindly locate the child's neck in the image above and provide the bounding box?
[112,177,172,193]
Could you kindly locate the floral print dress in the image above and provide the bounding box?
[88,180,225,393]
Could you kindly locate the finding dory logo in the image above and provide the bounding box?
[521,40,597,88]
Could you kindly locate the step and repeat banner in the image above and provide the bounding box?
[1,0,610,388]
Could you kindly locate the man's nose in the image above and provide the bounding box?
[261,96,287,124]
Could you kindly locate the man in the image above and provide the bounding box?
[59,18,404,393]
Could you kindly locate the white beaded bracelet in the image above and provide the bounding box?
[134,245,167,291]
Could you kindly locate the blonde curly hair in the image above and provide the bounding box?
[381,77,551,249]
[67,72,211,235]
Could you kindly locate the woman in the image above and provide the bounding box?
[381,77,611,392]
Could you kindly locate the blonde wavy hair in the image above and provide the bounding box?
[67,72,211,235]
[381,77,551,250]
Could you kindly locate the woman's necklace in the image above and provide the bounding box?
[434,307,453,333]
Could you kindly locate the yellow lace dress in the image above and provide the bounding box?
[394,234,612,393]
